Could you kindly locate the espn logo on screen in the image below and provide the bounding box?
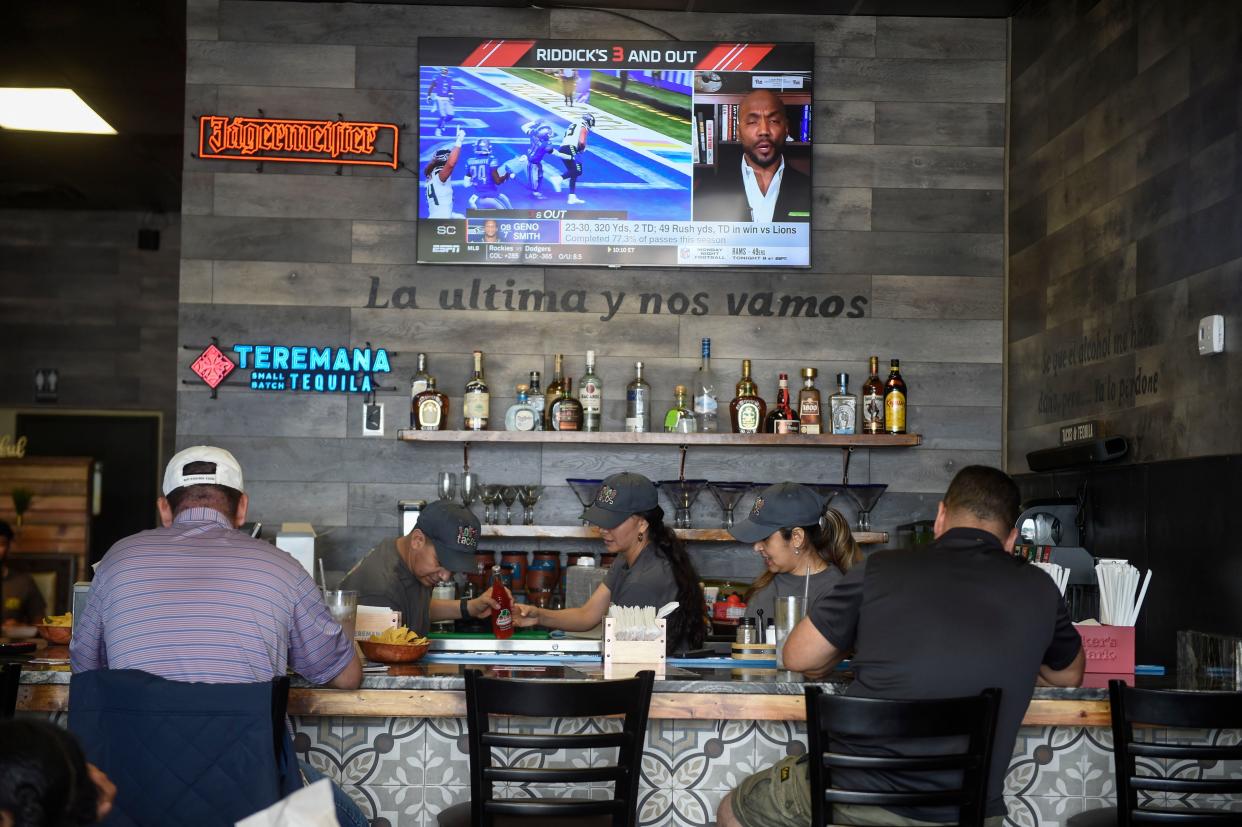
[431,244,460,254]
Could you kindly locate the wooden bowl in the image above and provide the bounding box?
[359,639,430,664]
[37,624,73,645]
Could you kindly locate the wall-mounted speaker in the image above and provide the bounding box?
[1026,436,1128,473]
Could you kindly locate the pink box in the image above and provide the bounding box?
[1074,624,1135,674]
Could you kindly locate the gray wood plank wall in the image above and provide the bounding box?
[1007,0,1242,470]
[0,210,180,464]
[179,1,1006,577]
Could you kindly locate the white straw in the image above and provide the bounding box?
[1128,570,1153,626]
[318,558,327,592]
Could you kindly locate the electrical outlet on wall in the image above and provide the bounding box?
[1198,315,1225,355]
[362,401,384,436]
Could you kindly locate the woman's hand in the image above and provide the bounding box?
[88,763,116,821]
[513,604,542,628]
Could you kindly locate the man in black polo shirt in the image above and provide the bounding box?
[718,465,1084,827]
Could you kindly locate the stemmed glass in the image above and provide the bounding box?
[480,485,503,524]
[708,482,753,529]
[460,472,479,513]
[518,485,544,525]
[657,479,708,529]
[500,486,519,525]
[565,478,603,526]
[437,471,457,502]
[844,484,888,532]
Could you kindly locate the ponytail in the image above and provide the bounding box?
[638,506,706,652]
[745,507,861,601]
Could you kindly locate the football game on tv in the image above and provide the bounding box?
[416,38,813,267]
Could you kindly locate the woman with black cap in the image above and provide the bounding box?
[513,472,706,653]
[729,482,861,622]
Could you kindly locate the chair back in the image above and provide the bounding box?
[464,668,655,827]
[805,687,1001,827]
[68,669,297,827]
[1109,679,1242,825]
[0,662,20,718]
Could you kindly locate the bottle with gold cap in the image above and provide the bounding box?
[664,385,697,433]
[798,367,822,434]
[729,359,766,434]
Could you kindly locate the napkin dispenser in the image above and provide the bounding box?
[603,617,665,677]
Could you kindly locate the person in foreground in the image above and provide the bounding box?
[0,719,115,827]
[718,465,1085,827]
[70,445,366,827]
[340,499,507,637]
[730,483,861,623]
[513,472,706,653]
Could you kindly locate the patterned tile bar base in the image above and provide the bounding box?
[290,716,1242,827]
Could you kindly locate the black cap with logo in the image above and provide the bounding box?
[413,500,481,572]
[729,482,824,544]
[581,472,659,529]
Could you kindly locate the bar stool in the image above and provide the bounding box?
[437,668,655,827]
[1069,679,1242,826]
[1,662,20,718]
[805,686,1002,827]
[68,669,298,827]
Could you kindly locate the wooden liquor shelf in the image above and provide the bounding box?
[398,430,921,447]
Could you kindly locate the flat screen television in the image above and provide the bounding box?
[416,38,813,267]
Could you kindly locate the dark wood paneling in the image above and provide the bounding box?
[172,6,1006,574]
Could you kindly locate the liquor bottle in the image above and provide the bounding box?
[463,350,490,431]
[764,373,800,434]
[543,354,565,430]
[579,350,602,432]
[884,359,907,435]
[490,565,514,639]
[729,359,766,434]
[625,361,652,433]
[409,352,433,429]
[504,385,540,432]
[526,370,545,429]
[692,338,718,433]
[413,377,448,431]
[861,356,885,435]
[798,367,822,435]
[663,384,697,433]
[829,373,857,435]
[550,377,584,431]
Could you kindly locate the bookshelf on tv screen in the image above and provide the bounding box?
[416,38,813,268]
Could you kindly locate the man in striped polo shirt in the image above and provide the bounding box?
[71,445,365,825]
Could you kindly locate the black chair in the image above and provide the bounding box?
[438,668,655,827]
[1,662,21,718]
[1070,679,1242,826]
[805,686,1002,827]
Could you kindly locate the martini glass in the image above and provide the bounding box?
[480,484,502,524]
[566,478,603,526]
[518,485,544,525]
[708,482,753,529]
[658,479,708,529]
[500,486,519,525]
[844,483,887,532]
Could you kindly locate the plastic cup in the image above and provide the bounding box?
[323,589,358,642]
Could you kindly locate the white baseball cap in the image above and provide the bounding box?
[163,446,245,495]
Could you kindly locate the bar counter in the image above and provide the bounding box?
[14,661,1239,826]
[16,661,1114,725]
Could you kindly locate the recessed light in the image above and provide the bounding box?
[0,88,117,135]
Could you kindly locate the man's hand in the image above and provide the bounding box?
[513,604,541,628]
[468,585,509,619]
[455,127,466,147]
[88,763,117,821]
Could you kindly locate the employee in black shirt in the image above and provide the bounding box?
[718,465,1084,827]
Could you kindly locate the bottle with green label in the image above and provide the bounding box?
[664,385,697,433]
